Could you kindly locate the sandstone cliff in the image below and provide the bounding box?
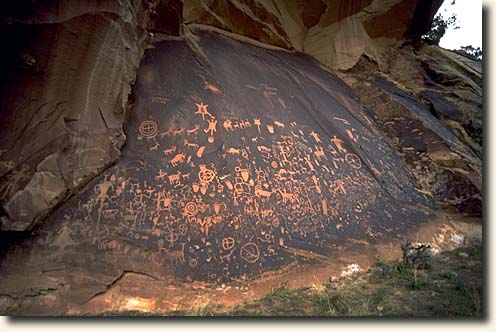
[0,0,482,315]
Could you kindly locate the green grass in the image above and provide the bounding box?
[98,245,482,317]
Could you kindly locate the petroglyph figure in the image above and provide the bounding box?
[196,146,206,158]
[228,148,240,155]
[170,153,186,166]
[198,164,216,185]
[165,243,186,265]
[240,243,260,263]
[155,169,167,181]
[139,120,158,138]
[168,171,182,186]
[149,141,160,151]
[253,118,261,132]
[195,102,213,120]
[186,125,199,135]
[310,131,322,143]
[160,129,172,137]
[204,118,218,136]
[184,139,199,149]
[255,185,272,198]
[172,128,184,136]
[345,153,362,169]
[331,135,346,153]
[223,119,233,131]
[156,191,172,211]
[95,176,114,224]
[163,146,177,156]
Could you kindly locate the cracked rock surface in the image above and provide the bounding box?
[0,0,481,316]
[0,0,155,231]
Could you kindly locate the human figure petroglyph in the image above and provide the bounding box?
[314,146,326,160]
[155,169,167,181]
[303,155,315,172]
[156,191,172,211]
[204,118,218,136]
[331,135,346,153]
[253,118,261,132]
[310,131,322,143]
[195,102,213,120]
[95,175,115,224]
[165,228,179,248]
[312,175,322,194]
[346,128,358,142]
[156,239,168,254]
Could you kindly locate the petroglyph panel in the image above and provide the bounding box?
[4,30,435,284]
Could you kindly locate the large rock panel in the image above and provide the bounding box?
[0,29,437,314]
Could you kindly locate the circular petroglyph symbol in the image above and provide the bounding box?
[240,242,260,263]
[345,153,362,170]
[189,258,198,268]
[139,120,158,138]
[184,202,198,217]
[271,215,280,228]
[198,165,216,184]
[222,237,236,250]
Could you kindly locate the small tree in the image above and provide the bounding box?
[422,13,459,45]
[457,45,483,61]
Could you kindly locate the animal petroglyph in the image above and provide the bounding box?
[164,243,186,265]
[170,153,186,166]
[163,146,177,156]
[184,139,199,149]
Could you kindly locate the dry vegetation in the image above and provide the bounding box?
[99,244,482,317]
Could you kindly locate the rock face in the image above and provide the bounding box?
[0,0,155,231]
[0,0,482,316]
[0,29,437,314]
[0,0,445,231]
[343,44,482,208]
[184,0,443,70]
